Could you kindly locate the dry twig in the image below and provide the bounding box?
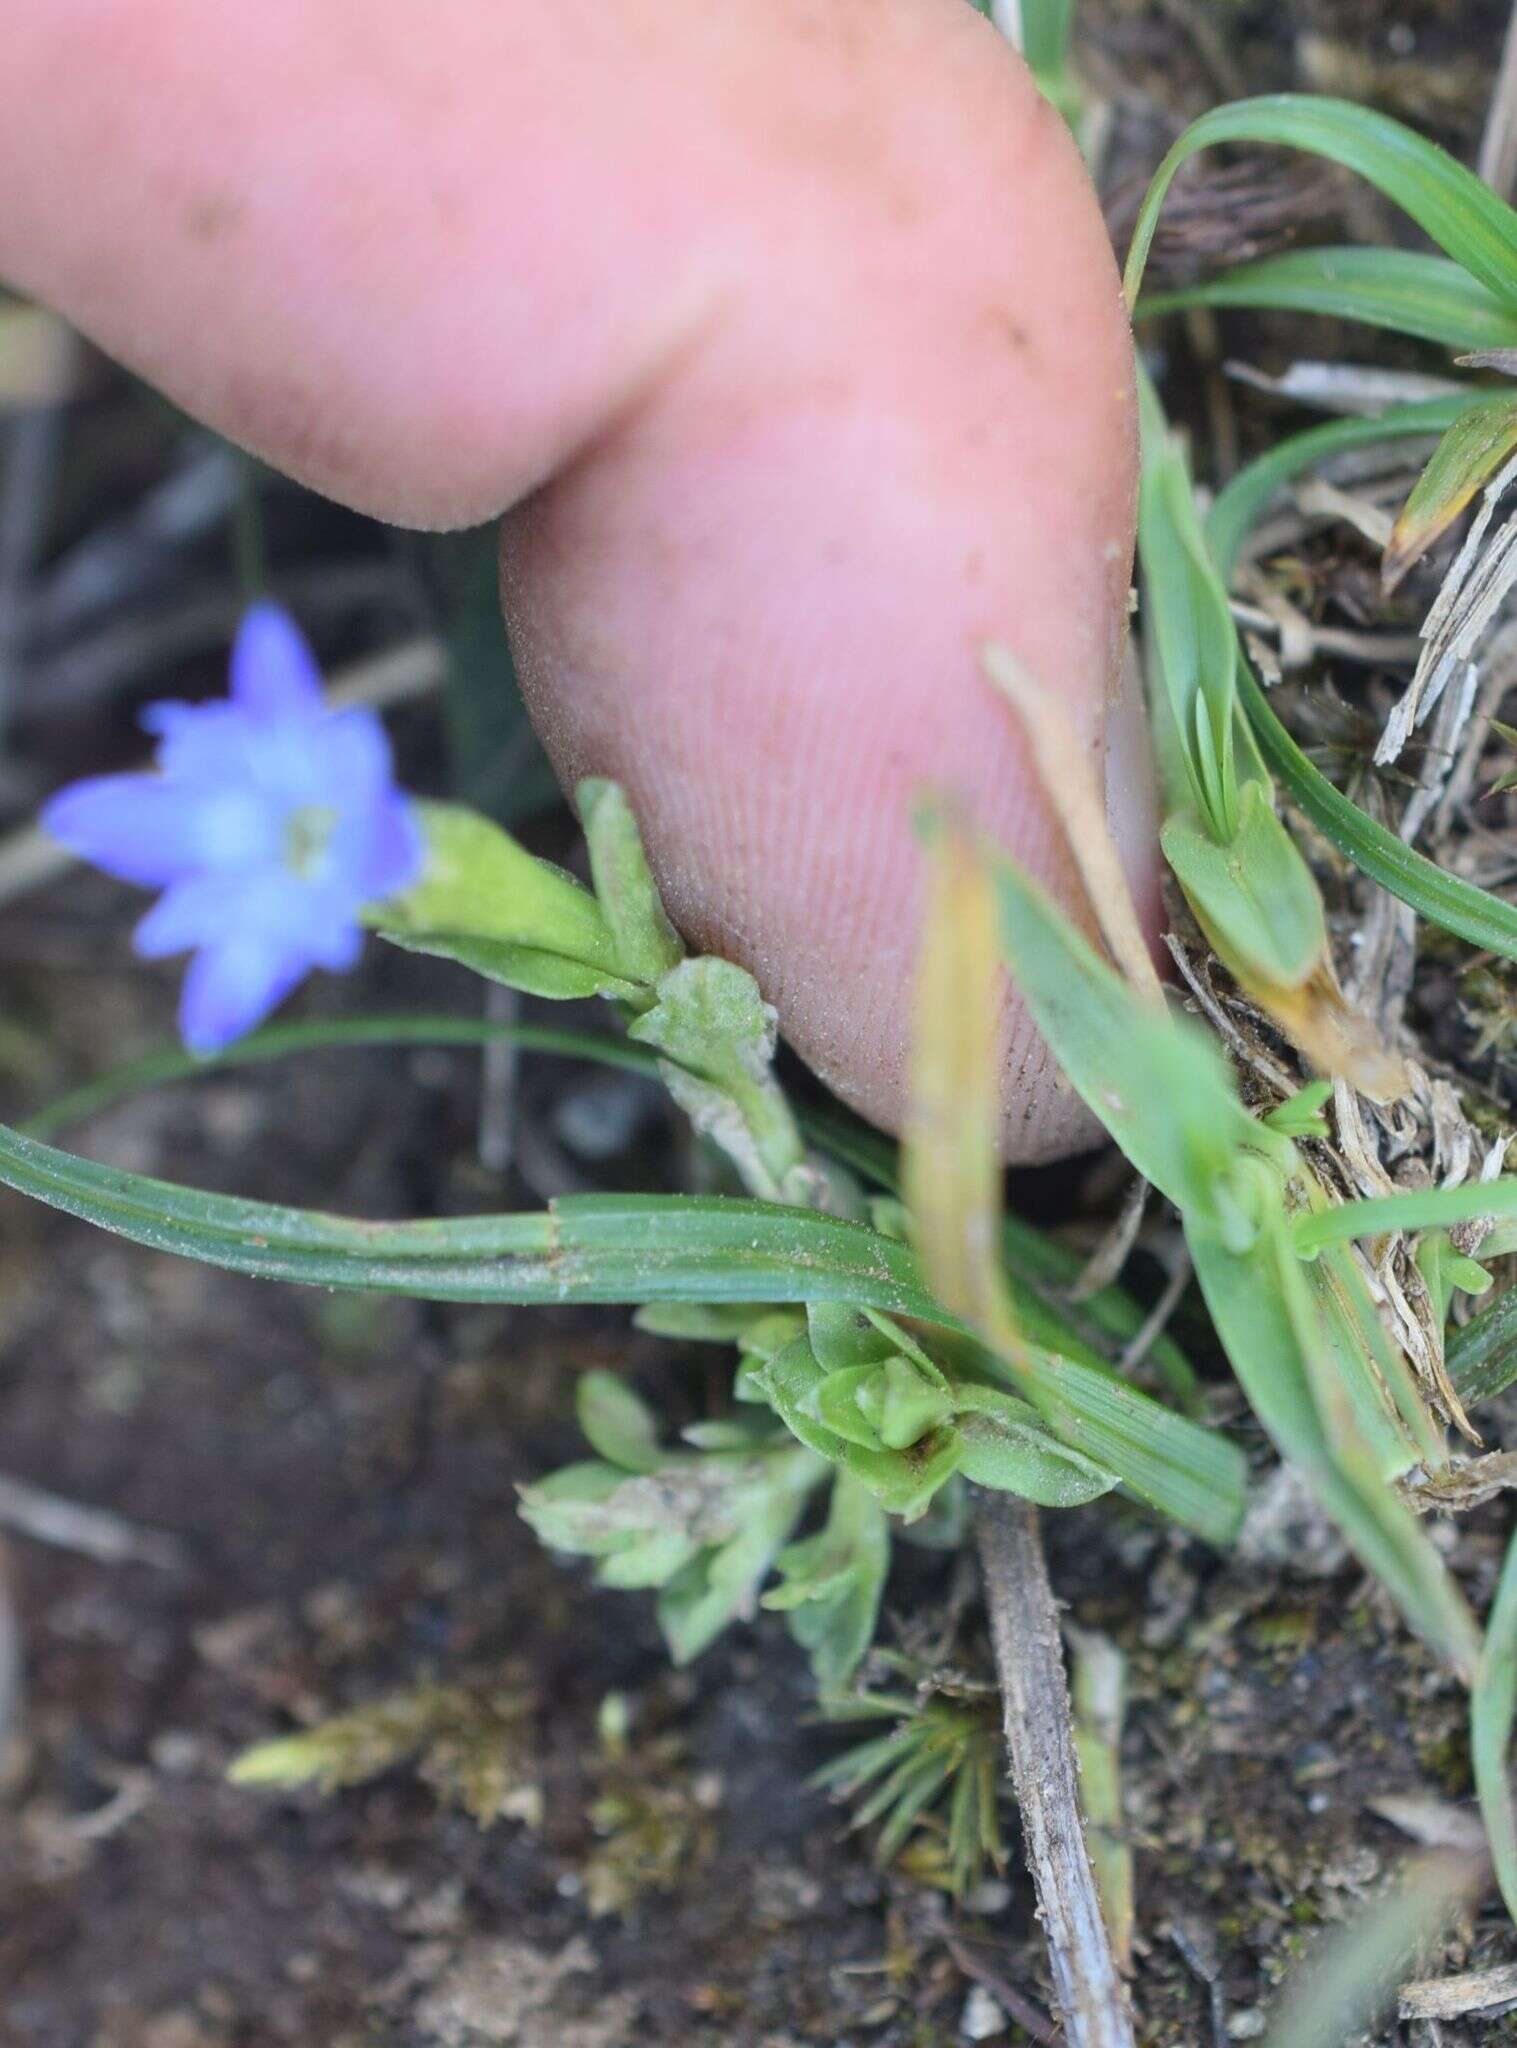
[974,1492,1134,2048]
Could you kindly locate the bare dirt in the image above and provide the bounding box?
[9,3,1517,2044]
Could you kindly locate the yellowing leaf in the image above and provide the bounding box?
[1385,396,1517,591]
[903,815,1021,1358]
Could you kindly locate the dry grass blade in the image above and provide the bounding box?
[1380,447,1517,765]
[1068,1626,1134,1973]
[1400,1961,1517,2020]
[0,303,80,412]
[902,814,1024,1358]
[983,644,1164,1006]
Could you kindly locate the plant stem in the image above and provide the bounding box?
[974,1491,1135,2048]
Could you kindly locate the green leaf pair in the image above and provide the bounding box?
[1136,377,1387,1088]
[748,1302,1120,1524]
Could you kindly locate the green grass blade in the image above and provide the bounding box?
[1206,396,1487,580]
[1191,1228,1481,1679]
[20,1016,663,1142]
[1123,96,1517,310]
[1258,1852,1482,2048]
[1473,1520,1517,1925]
[985,845,1260,1217]
[1448,1284,1517,1408]
[20,1015,1204,1421]
[1238,661,1517,961]
[972,1343,1244,1545]
[1139,247,1517,352]
[1295,1177,1517,1255]
[0,1114,1242,1533]
[0,1124,948,1312]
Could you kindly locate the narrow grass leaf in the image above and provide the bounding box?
[0,1108,1240,1540]
[21,1016,664,1143]
[984,844,1259,1217]
[1295,1177,1517,1255]
[22,1019,1202,1412]
[1449,1286,1517,1409]
[1206,397,1486,581]
[1139,247,1517,352]
[1473,1520,1517,1926]
[1257,1852,1483,2048]
[0,1124,955,1313]
[1123,97,1517,311]
[1237,660,1517,960]
[1191,1227,1482,1679]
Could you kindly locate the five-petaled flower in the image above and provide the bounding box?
[43,603,422,1053]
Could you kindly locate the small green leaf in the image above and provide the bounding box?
[807,1302,894,1374]
[811,1365,891,1450]
[763,1472,890,1693]
[577,1371,664,1474]
[1294,1175,1517,1256]
[633,1302,799,1347]
[756,1334,964,1520]
[376,801,632,995]
[1161,782,1327,992]
[1264,1081,1333,1139]
[986,846,1261,1219]
[857,1355,956,1451]
[629,957,806,1199]
[578,777,685,986]
[378,928,642,1002]
[949,1383,1117,1507]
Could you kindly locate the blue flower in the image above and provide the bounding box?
[43,603,422,1052]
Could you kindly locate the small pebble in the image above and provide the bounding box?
[961,1984,1006,2041]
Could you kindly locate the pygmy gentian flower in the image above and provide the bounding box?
[43,603,422,1053]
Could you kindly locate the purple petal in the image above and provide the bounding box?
[178,934,314,1052]
[229,603,325,721]
[300,916,364,972]
[308,707,395,804]
[142,699,259,783]
[42,775,242,887]
[133,874,253,959]
[330,792,424,904]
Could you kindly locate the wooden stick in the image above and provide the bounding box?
[974,1491,1135,2048]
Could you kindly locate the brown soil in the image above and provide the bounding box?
[8,3,1517,2044]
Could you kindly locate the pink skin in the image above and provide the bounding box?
[3,0,1153,1159]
